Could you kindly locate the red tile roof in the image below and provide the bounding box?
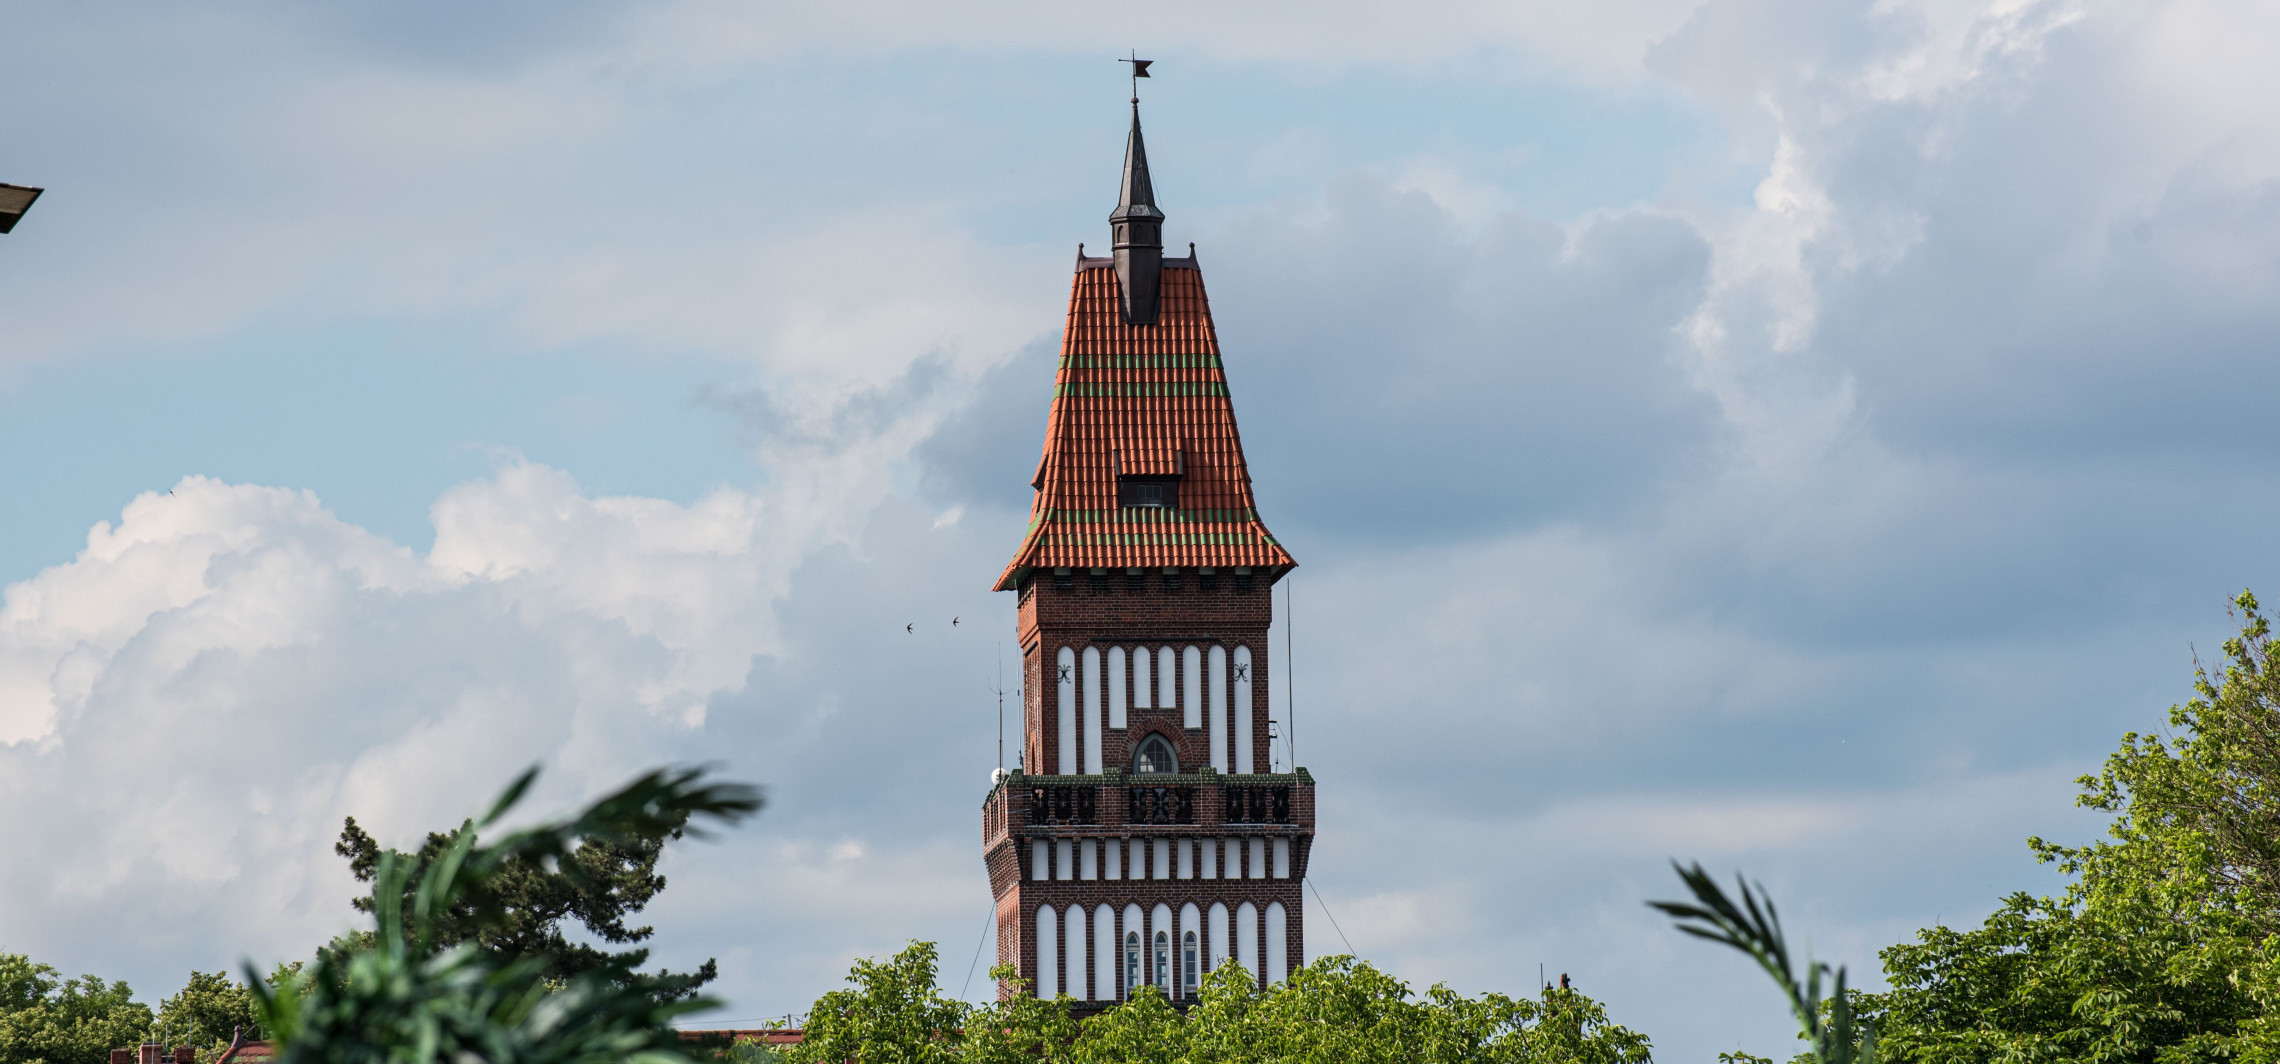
[995,261,1296,591]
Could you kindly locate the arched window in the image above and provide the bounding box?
[1154,930,1170,988]
[1037,905,1057,999]
[1266,902,1288,985]
[1133,734,1178,775]
[1183,931,1199,995]
[1094,905,1115,1002]
[1124,931,1141,997]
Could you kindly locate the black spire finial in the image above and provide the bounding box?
[1109,70,1165,325]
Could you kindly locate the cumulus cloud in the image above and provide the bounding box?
[0,466,777,968]
[0,459,1025,1016]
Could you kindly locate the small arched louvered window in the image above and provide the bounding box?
[1183,931,1199,994]
[1133,734,1178,774]
[1154,930,1170,988]
[1124,931,1141,996]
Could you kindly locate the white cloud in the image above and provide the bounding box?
[0,464,779,966]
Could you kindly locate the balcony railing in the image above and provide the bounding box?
[998,773,1306,831]
[1128,785,1195,824]
[1030,785,1099,825]
[1222,785,1291,824]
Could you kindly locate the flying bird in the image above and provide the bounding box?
[952,616,960,627]
[906,623,914,634]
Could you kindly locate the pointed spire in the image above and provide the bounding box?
[1110,102,1166,324]
[1117,104,1159,217]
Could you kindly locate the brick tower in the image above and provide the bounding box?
[980,102,1312,1008]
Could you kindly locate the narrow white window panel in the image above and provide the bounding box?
[1236,902,1258,982]
[1080,839,1098,880]
[1182,645,1202,728]
[1153,838,1171,880]
[1056,646,1077,775]
[1266,902,1288,984]
[1108,647,1128,728]
[1209,902,1230,969]
[1104,836,1122,880]
[1056,839,1073,880]
[1094,904,1116,1002]
[1130,838,1147,880]
[1180,902,1202,996]
[1249,838,1267,880]
[1176,839,1193,879]
[1031,840,1049,881]
[1036,905,1058,999]
[1207,645,1227,771]
[1233,645,1254,774]
[1085,651,1103,774]
[1122,904,1145,996]
[1151,903,1175,984]
[1067,905,1089,1000]
[1273,838,1290,879]
[1199,837,1217,880]
[1157,646,1176,710]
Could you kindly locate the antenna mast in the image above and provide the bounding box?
[1288,575,1298,769]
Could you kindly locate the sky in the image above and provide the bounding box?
[4,0,2280,1058]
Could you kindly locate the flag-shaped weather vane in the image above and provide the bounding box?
[1121,50,1152,103]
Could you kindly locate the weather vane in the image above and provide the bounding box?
[1120,50,1152,104]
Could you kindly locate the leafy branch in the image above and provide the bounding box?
[1652,862,1877,1064]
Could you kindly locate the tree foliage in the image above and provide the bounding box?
[336,782,717,999]
[0,956,151,1064]
[783,940,1650,1064]
[156,971,257,1054]
[1857,591,2280,1063]
[785,941,970,1064]
[255,765,760,1064]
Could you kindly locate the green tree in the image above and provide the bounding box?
[156,971,255,1053]
[783,941,972,1064]
[0,954,153,1064]
[1855,591,2280,1063]
[788,943,1649,1064]
[958,965,1076,1064]
[1167,956,1648,1064]
[255,764,760,1064]
[1063,982,1175,1064]
[335,790,718,1000]
[155,966,306,1054]
[722,1037,790,1064]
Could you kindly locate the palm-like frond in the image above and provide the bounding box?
[1651,862,1878,1064]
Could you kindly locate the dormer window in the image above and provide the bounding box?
[1133,734,1178,774]
[1119,476,1179,509]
